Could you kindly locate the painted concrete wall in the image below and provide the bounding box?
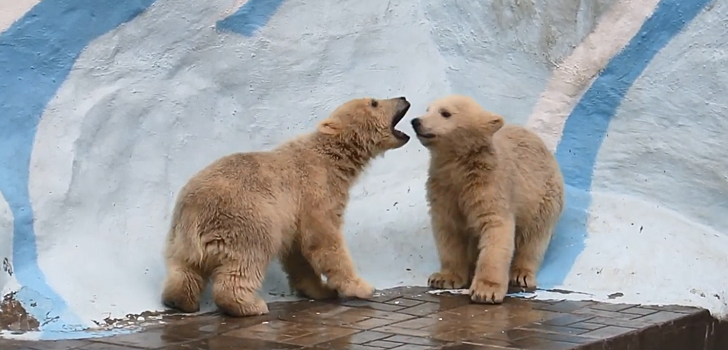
[1,0,727,340]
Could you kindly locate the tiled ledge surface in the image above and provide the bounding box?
[1,287,725,350]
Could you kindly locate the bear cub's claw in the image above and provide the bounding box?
[509,267,537,292]
[469,279,507,304]
[296,283,339,300]
[428,271,468,289]
[162,298,200,314]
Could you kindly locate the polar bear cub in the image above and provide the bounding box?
[162,97,412,316]
[411,94,564,304]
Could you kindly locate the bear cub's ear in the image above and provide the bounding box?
[317,117,342,135]
[485,115,504,133]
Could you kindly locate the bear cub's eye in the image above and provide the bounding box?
[440,109,452,118]
[371,99,379,108]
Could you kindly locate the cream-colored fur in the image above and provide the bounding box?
[162,97,412,316]
[411,94,564,304]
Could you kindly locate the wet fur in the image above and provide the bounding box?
[413,94,565,304]
[161,97,410,316]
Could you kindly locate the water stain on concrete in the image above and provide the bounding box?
[0,292,40,332]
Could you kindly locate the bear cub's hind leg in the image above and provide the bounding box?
[209,229,275,317]
[509,221,556,292]
[211,260,270,317]
[162,260,206,313]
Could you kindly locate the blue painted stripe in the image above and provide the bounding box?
[216,0,287,36]
[0,0,156,337]
[556,0,714,191]
[539,0,713,287]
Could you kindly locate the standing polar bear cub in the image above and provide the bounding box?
[411,94,564,304]
[162,97,412,317]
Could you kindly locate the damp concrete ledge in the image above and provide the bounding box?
[1,287,726,350]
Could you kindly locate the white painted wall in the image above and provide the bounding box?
[24,0,612,332]
[561,191,728,317]
[595,0,728,232]
[0,0,41,32]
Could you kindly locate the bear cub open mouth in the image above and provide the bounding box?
[391,98,411,141]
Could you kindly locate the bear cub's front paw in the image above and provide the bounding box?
[428,271,469,289]
[469,278,507,304]
[335,278,375,299]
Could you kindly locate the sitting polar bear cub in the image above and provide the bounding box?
[162,97,412,317]
[411,94,565,304]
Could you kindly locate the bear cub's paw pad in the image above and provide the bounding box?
[469,279,507,304]
[337,278,375,299]
[162,296,200,313]
[509,267,537,292]
[219,298,270,317]
[299,284,339,300]
[428,271,468,289]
